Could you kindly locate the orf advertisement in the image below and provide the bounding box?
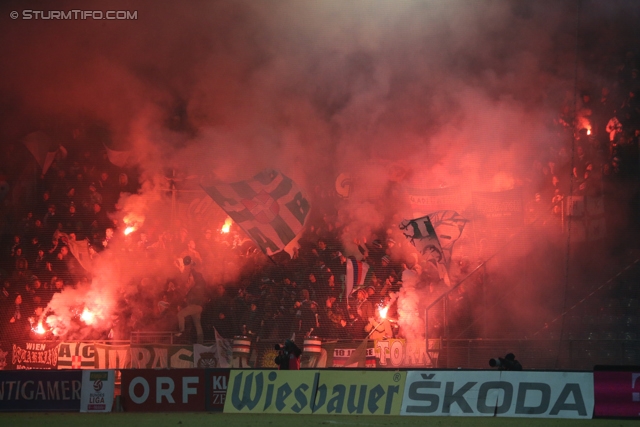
[401,370,593,419]
[121,368,206,412]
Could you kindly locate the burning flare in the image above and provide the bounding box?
[80,307,96,325]
[221,217,232,234]
[378,305,389,319]
[34,321,46,334]
[29,317,47,335]
[123,212,145,235]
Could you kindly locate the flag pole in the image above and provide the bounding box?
[366,319,386,339]
[266,254,278,265]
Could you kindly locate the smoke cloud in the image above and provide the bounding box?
[1,0,638,347]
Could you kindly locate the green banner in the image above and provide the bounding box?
[224,370,319,414]
[312,370,405,415]
[129,344,193,368]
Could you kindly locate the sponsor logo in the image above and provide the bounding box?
[128,376,200,404]
[402,372,591,418]
[227,370,403,415]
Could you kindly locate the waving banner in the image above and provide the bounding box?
[400,211,467,285]
[54,231,93,273]
[203,169,310,255]
[400,214,447,272]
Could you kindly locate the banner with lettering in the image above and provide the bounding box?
[323,341,376,368]
[405,186,466,217]
[58,342,96,369]
[401,370,594,419]
[312,370,405,415]
[224,370,319,414]
[121,369,206,412]
[205,369,230,412]
[11,341,59,370]
[472,188,524,229]
[80,370,115,413]
[129,344,194,369]
[371,338,440,368]
[93,343,131,370]
[0,370,82,411]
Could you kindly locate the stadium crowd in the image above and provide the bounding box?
[1,47,639,346]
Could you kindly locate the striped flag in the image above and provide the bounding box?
[345,257,370,297]
[57,342,96,369]
[203,169,311,255]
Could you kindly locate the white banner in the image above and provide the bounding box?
[401,370,594,419]
[58,342,96,369]
[80,370,115,413]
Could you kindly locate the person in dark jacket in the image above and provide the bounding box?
[274,339,302,370]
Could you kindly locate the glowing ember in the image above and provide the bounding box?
[81,308,95,324]
[123,212,145,236]
[221,217,232,234]
[29,317,47,335]
[586,128,591,135]
[34,321,46,334]
[379,305,389,319]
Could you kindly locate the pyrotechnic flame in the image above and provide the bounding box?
[81,308,95,325]
[221,217,232,234]
[29,317,47,335]
[379,305,389,319]
[587,128,591,135]
[123,212,145,235]
[34,321,46,335]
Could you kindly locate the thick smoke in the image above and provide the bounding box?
[1,0,638,343]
